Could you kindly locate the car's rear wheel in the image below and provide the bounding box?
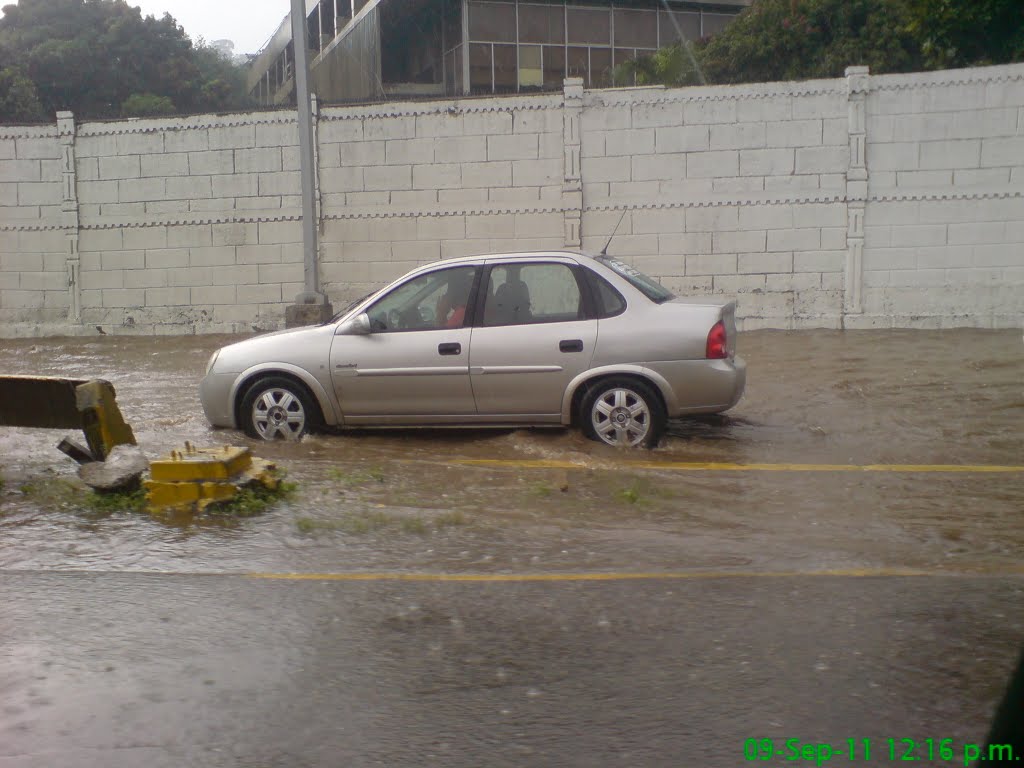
[580,377,666,449]
[240,376,319,441]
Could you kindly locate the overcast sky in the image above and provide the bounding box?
[130,0,290,55]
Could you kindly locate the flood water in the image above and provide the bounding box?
[0,329,1022,576]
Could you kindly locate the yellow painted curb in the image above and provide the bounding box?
[246,566,1024,583]
[453,459,1024,473]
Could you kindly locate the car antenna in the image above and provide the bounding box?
[600,209,628,257]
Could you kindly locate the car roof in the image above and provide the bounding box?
[433,250,596,267]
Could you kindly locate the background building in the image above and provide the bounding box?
[248,0,752,105]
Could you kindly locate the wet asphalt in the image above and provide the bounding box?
[1,329,1022,767]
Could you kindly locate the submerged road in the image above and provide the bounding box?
[1,330,1022,766]
[3,570,1023,768]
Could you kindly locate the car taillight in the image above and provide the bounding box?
[706,321,728,359]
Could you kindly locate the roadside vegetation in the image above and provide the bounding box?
[615,0,1024,87]
[12,471,295,517]
[204,479,297,518]
[0,0,253,122]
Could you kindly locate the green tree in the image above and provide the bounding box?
[621,0,1024,88]
[121,92,175,117]
[0,0,252,121]
[615,43,705,88]
[0,64,45,121]
[907,0,1024,69]
[700,0,920,83]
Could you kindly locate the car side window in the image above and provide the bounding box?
[483,263,584,327]
[366,266,476,333]
[585,270,627,318]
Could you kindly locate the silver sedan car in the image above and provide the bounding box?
[199,251,746,448]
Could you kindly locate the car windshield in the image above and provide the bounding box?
[594,256,675,303]
[327,291,376,323]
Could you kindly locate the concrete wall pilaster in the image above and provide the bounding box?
[57,111,82,323]
[844,66,869,316]
[562,77,584,248]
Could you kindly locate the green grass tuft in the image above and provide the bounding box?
[205,479,296,517]
[401,517,428,535]
[84,488,147,514]
[327,467,387,486]
[617,481,643,505]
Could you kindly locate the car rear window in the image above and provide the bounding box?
[594,256,675,303]
[585,269,627,318]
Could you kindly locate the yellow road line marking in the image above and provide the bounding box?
[453,459,1024,473]
[5,567,1023,581]
[247,567,1024,583]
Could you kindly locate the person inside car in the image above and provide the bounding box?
[436,269,473,329]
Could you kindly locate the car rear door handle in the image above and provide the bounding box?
[438,342,461,356]
[559,339,584,353]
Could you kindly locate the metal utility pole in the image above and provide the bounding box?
[286,0,333,327]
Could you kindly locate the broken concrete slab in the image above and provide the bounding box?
[78,445,149,491]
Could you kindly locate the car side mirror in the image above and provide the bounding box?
[336,312,371,336]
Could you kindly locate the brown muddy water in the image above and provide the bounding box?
[0,330,1021,575]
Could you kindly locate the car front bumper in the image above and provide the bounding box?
[199,372,237,428]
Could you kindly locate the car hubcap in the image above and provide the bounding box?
[591,388,650,447]
[252,388,305,440]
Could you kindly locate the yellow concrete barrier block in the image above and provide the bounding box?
[75,379,137,461]
[196,482,241,511]
[144,479,201,507]
[144,444,280,512]
[149,445,252,483]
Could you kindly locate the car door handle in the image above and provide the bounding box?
[559,339,584,353]
[438,342,462,356]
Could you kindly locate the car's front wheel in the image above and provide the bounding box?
[580,377,666,449]
[240,376,320,441]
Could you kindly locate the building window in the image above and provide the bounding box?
[518,4,565,45]
[519,45,543,89]
[493,44,518,92]
[567,7,610,46]
[590,46,612,88]
[659,9,700,46]
[702,13,734,37]
[469,1,516,42]
[613,8,658,49]
[470,42,493,91]
[544,46,566,89]
[459,0,737,96]
[567,46,589,84]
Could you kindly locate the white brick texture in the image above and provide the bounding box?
[3,66,1023,335]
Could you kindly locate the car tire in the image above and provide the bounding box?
[240,376,320,441]
[580,377,666,449]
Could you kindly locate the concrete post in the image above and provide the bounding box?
[562,77,584,248]
[287,0,333,328]
[56,111,81,324]
[844,65,869,317]
[461,0,471,96]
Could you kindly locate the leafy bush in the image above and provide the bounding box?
[0,0,253,121]
[121,92,175,117]
[619,0,1024,88]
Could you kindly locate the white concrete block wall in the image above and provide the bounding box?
[581,80,849,329]
[860,64,1024,328]
[57,114,307,333]
[0,128,67,326]
[318,96,564,307]
[75,219,303,333]
[1,64,1022,336]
